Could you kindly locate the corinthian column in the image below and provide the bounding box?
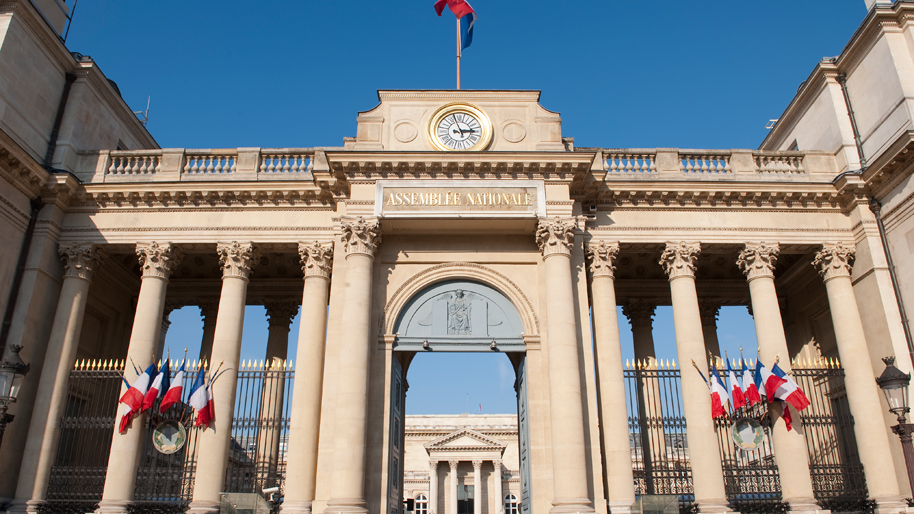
[96,243,181,514]
[284,241,334,514]
[535,217,594,514]
[659,242,729,512]
[697,300,722,360]
[737,243,819,512]
[450,460,459,514]
[198,299,219,361]
[429,460,440,514]
[10,243,102,513]
[189,242,256,514]
[472,460,482,514]
[813,244,905,512]
[585,241,635,514]
[324,217,380,514]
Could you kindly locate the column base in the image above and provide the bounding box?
[282,500,313,514]
[322,499,368,514]
[693,499,732,514]
[95,499,131,514]
[550,497,596,514]
[873,496,909,514]
[186,500,221,514]
[607,500,634,514]
[783,497,830,514]
[4,500,42,514]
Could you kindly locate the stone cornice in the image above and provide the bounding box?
[77,181,333,209]
[0,128,50,199]
[589,182,847,211]
[377,90,542,102]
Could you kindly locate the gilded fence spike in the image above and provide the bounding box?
[625,359,630,369]
[288,360,294,370]
[671,359,676,369]
[75,359,81,370]
[259,359,264,371]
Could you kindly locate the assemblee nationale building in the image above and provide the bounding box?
[4,1,914,514]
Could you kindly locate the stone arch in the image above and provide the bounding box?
[382,262,539,338]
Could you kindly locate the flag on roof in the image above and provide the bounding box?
[118,363,155,433]
[709,365,730,419]
[142,359,170,412]
[742,359,762,406]
[727,359,747,410]
[189,365,214,428]
[160,359,185,413]
[434,0,477,49]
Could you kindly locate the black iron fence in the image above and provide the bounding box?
[43,359,294,512]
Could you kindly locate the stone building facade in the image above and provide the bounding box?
[2,1,914,514]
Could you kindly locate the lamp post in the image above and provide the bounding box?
[0,343,30,446]
[875,356,914,496]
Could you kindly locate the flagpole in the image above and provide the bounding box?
[456,17,462,90]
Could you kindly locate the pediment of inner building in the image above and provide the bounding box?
[424,428,507,453]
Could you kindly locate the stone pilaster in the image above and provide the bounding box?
[660,242,730,512]
[585,240,635,514]
[324,219,380,514]
[738,243,821,513]
[283,241,334,514]
[536,217,594,514]
[97,243,181,514]
[813,244,906,512]
[10,243,102,513]
[189,242,256,514]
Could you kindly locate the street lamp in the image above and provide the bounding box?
[875,356,914,496]
[0,344,29,445]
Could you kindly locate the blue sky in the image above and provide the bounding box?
[72,1,870,414]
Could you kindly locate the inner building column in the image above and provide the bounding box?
[492,459,502,514]
[585,241,635,514]
[472,460,482,514]
[96,242,182,514]
[450,460,459,514]
[429,460,439,514]
[813,244,906,513]
[660,242,730,513]
[188,242,257,514]
[736,243,820,513]
[535,217,595,514]
[323,217,381,514]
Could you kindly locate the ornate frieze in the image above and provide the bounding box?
[584,240,620,277]
[698,299,721,327]
[535,217,575,257]
[737,242,779,281]
[659,242,700,280]
[136,242,182,279]
[216,241,256,279]
[622,299,656,328]
[298,241,334,278]
[813,243,856,282]
[341,216,381,256]
[264,299,299,331]
[59,243,102,281]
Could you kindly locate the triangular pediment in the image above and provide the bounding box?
[424,428,507,452]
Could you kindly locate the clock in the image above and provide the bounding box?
[428,103,493,151]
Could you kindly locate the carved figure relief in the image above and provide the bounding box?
[447,290,472,335]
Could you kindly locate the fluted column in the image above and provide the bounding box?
[449,460,459,514]
[585,241,635,514]
[813,244,905,511]
[492,460,502,514]
[97,243,182,514]
[472,460,482,514]
[535,217,594,514]
[283,242,334,514]
[10,243,102,513]
[188,242,256,514]
[324,217,381,514]
[660,242,729,512]
[697,300,722,360]
[429,460,439,514]
[198,299,218,361]
[737,243,819,512]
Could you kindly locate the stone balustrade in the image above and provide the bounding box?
[601,148,835,179]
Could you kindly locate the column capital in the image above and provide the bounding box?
[430,459,439,469]
[198,298,219,318]
[660,241,700,280]
[536,217,576,258]
[448,459,459,470]
[621,298,656,328]
[493,459,502,467]
[737,242,780,281]
[813,243,855,282]
[59,242,102,281]
[584,240,619,277]
[697,299,721,327]
[471,459,483,470]
[217,241,256,279]
[263,299,299,331]
[299,241,334,278]
[341,216,381,257]
[136,242,182,280]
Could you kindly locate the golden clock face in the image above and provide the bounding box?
[428,103,493,152]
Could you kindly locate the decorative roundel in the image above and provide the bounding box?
[428,103,493,152]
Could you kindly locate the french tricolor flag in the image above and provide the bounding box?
[189,366,214,428]
[709,365,730,419]
[727,359,747,410]
[118,364,155,433]
[742,359,762,406]
[159,360,185,413]
[141,359,170,412]
[434,0,477,49]
[769,363,811,412]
